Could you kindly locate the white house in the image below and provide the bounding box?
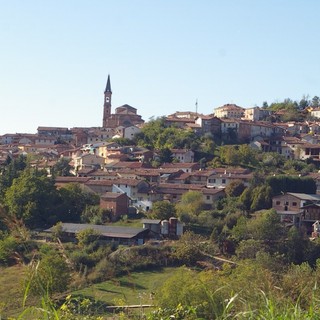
[123,125,141,140]
[171,149,194,163]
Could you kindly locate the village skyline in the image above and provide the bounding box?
[1,1,320,135]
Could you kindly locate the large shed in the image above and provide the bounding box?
[46,223,151,245]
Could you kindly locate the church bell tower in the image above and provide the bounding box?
[102,75,112,127]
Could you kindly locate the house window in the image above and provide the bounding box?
[206,196,210,200]
[276,201,281,205]
[222,179,226,184]
[292,202,297,206]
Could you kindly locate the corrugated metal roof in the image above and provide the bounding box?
[46,223,148,239]
[287,193,320,201]
[141,219,161,224]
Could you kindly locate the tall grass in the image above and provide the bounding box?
[11,287,320,320]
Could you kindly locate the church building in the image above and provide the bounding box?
[102,75,144,128]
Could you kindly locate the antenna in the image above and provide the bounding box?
[195,99,198,115]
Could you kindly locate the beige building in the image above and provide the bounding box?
[214,104,245,119]
[244,107,271,121]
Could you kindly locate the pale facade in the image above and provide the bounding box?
[214,104,245,119]
[73,154,106,171]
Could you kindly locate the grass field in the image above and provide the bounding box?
[0,264,176,318]
[73,267,175,306]
[0,264,39,318]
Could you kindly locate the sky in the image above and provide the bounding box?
[1,0,320,135]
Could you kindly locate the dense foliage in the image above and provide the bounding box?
[267,175,317,195]
[3,110,320,318]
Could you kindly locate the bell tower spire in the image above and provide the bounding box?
[103,75,112,127]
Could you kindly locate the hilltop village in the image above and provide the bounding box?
[2,77,320,230]
[4,77,320,318]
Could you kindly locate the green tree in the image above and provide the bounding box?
[232,209,284,244]
[269,98,302,122]
[76,228,101,247]
[158,147,173,163]
[284,226,309,264]
[133,117,200,151]
[238,144,258,166]
[200,134,216,156]
[133,117,167,149]
[219,145,239,166]
[231,216,250,242]
[4,169,59,227]
[267,175,316,195]
[239,187,252,212]
[57,183,100,223]
[312,96,320,107]
[0,155,27,198]
[150,201,176,220]
[176,191,204,220]
[260,152,285,173]
[225,180,246,197]
[236,239,266,259]
[51,157,73,177]
[111,137,133,146]
[299,95,310,110]
[171,231,206,266]
[249,209,284,242]
[250,185,272,211]
[81,206,111,224]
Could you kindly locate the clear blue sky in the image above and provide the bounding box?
[1,0,319,134]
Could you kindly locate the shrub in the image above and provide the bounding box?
[0,235,20,265]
